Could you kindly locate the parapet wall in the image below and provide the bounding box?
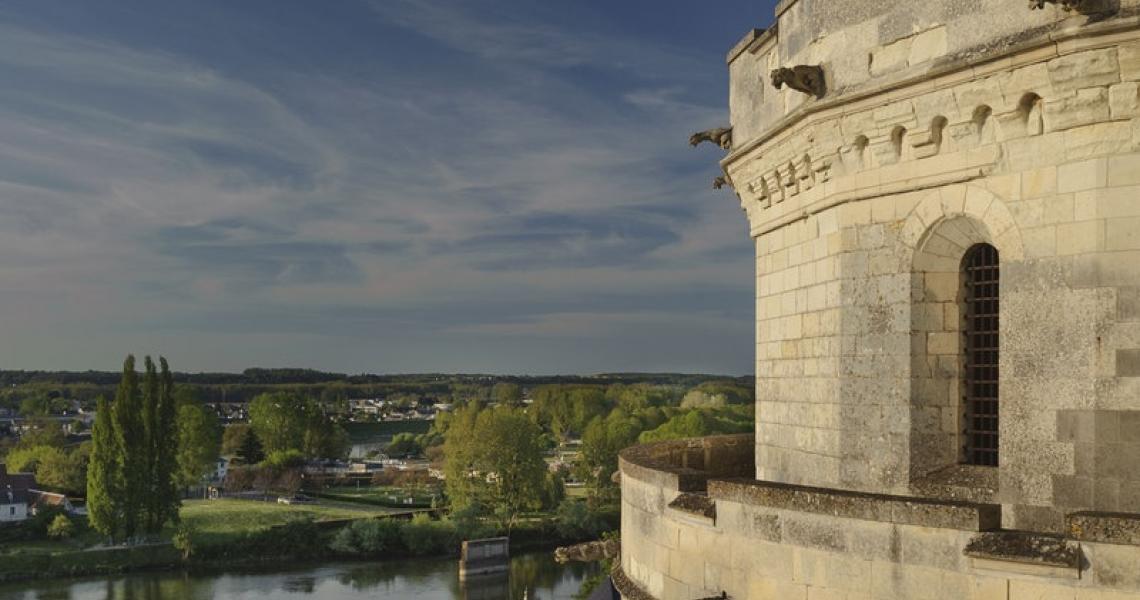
[618,435,1140,600]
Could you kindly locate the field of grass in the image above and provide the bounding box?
[320,485,439,507]
[179,498,398,545]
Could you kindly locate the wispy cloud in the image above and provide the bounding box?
[0,1,755,374]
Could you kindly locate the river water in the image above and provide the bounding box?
[0,552,598,600]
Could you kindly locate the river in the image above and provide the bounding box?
[0,552,599,600]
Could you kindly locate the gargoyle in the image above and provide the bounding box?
[713,175,730,190]
[689,127,733,150]
[771,65,826,98]
[1029,0,1089,10]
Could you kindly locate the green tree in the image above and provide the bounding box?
[14,419,66,450]
[237,426,265,464]
[47,514,75,539]
[440,406,542,533]
[249,391,347,459]
[87,395,121,540]
[148,357,180,533]
[220,424,251,457]
[386,432,422,457]
[8,444,88,494]
[112,355,145,540]
[579,409,644,496]
[491,382,523,407]
[175,396,221,487]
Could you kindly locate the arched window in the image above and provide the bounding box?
[962,243,1000,466]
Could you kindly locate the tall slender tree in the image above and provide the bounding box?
[152,357,181,531]
[111,355,144,540]
[141,357,160,534]
[87,395,121,539]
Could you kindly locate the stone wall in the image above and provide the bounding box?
[619,436,1140,599]
[720,13,1140,531]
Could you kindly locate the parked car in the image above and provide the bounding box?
[276,494,316,505]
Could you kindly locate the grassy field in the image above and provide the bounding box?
[179,498,399,545]
[320,485,439,506]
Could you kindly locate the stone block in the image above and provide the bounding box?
[908,27,948,66]
[1044,88,1110,133]
[1109,82,1140,119]
[1058,158,1108,193]
[1120,43,1140,82]
[1064,121,1134,161]
[1107,218,1140,251]
[972,577,1010,600]
[1107,153,1140,187]
[1047,48,1120,94]
[1009,579,1076,600]
[1056,220,1101,255]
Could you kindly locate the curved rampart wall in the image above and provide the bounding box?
[618,435,1140,600]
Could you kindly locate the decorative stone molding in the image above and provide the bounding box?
[770,65,825,98]
[689,127,733,150]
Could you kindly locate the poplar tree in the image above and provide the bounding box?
[112,355,144,540]
[152,357,181,531]
[141,357,160,534]
[87,395,121,539]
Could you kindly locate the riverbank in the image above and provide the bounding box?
[0,499,618,584]
[0,551,600,600]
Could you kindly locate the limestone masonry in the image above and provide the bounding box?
[618,0,1140,598]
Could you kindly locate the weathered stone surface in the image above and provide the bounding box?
[1069,511,1140,545]
[963,531,1081,567]
[708,479,1001,531]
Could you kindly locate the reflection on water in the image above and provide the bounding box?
[0,552,597,600]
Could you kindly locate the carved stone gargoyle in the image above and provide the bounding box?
[713,175,730,190]
[1028,0,1090,10]
[689,127,733,150]
[771,65,826,98]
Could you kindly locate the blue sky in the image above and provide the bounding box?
[0,0,777,375]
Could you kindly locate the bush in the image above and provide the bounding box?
[401,513,455,556]
[46,514,74,539]
[555,500,604,539]
[172,525,194,561]
[329,519,403,556]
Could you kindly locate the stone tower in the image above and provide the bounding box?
[616,1,1140,598]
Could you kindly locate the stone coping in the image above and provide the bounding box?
[611,564,654,600]
[708,478,1002,532]
[618,433,754,493]
[964,531,1081,568]
[1068,511,1140,546]
[667,492,717,521]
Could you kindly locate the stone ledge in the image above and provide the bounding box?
[611,564,657,600]
[618,434,754,493]
[964,531,1082,570]
[667,492,717,526]
[1068,511,1140,545]
[708,478,1002,531]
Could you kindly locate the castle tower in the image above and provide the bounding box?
[617,1,1140,598]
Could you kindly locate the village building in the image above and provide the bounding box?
[0,464,35,523]
[616,1,1140,598]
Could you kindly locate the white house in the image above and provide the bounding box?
[0,465,32,523]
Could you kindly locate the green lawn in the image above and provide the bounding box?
[320,485,439,506]
[178,498,399,546]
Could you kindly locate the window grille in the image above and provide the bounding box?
[963,243,999,467]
